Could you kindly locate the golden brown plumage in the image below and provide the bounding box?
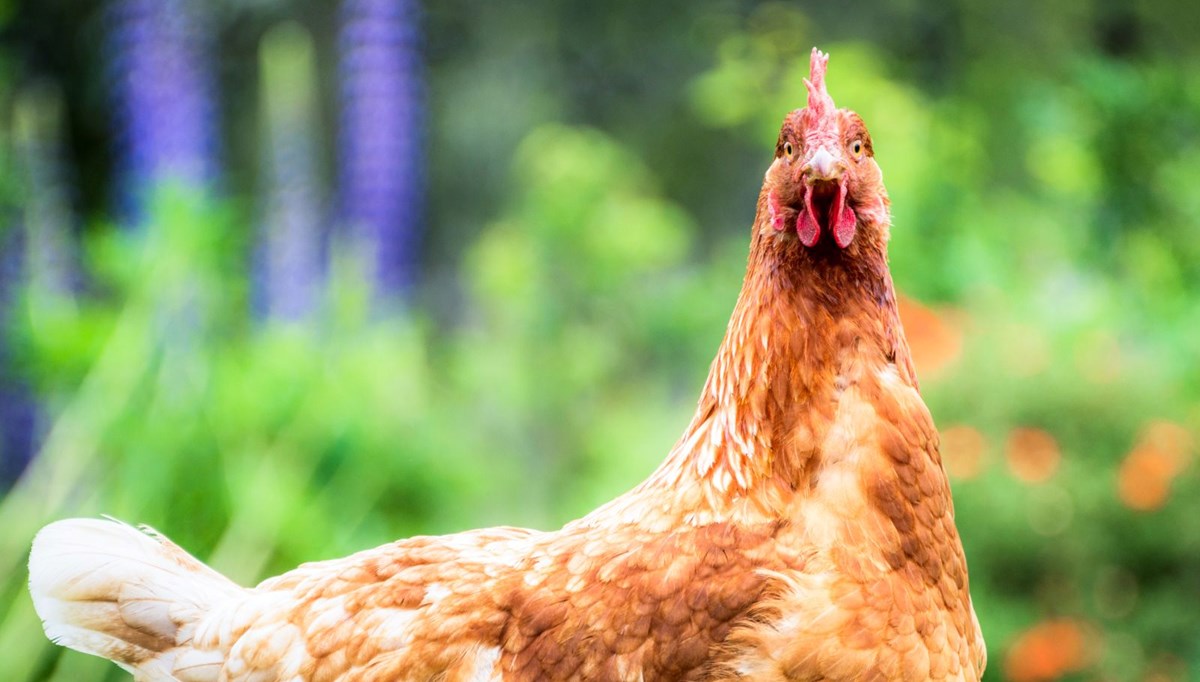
[29,48,985,681]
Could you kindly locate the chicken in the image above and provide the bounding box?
[29,48,986,681]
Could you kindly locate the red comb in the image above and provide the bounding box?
[804,48,835,120]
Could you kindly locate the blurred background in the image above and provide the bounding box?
[0,0,1197,679]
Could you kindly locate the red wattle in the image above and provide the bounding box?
[797,186,820,246]
[832,182,856,248]
[833,205,857,248]
[797,209,820,247]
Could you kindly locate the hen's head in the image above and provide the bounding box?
[764,48,889,251]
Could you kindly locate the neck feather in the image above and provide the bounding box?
[638,223,917,522]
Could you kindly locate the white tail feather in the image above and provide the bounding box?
[29,518,245,679]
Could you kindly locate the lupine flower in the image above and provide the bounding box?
[107,0,218,219]
[338,0,425,304]
[0,235,37,487]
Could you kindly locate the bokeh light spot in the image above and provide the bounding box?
[897,294,963,377]
[1117,421,1193,512]
[939,424,987,480]
[1004,618,1096,682]
[1006,427,1061,483]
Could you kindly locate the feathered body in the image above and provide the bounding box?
[29,50,985,681]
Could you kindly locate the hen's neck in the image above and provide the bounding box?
[626,224,917,525]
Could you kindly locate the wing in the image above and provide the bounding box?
[189,527,539,681]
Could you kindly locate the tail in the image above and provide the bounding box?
[29,518,246,680]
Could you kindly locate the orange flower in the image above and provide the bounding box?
[1119,447,1173,511]
[1006,428,1061,483]
[897,295,964,377]
[1118,420,1195,512]
[940,424,987,480]
[1005,619,1095,682]
[1139,420,1193,473]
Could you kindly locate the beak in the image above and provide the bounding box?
[794,144,857,249]
[802,146,844,182]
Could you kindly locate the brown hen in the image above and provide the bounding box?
[29,48,986,681]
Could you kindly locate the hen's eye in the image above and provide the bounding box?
[849,139,864,157]
[784,142,794,158]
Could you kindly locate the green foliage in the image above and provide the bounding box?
[2,3,1200,681]
[0,136,734,678]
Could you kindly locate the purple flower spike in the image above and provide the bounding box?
[338,0,426,305]
[0,230,38,488]
[107,0,218,219]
